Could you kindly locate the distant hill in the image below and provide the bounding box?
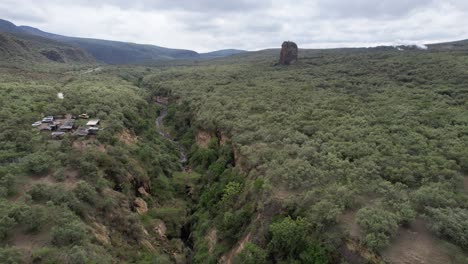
[0,31,95,65]
[427,39,468,51]
[199,49,247,59]
[0,19,23,34]
[0,19,247,64]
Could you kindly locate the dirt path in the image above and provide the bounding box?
[382,218,453,264]
[220,232,252,264]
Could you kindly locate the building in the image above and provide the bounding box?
[74,127,89,137]
[86,119,100,127]
[59,119,75,131]
[88,127,99,135]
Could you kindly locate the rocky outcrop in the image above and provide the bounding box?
[153,219,168,239]
[279,41,298,65]
[92,222,111,246]
[138,186,149,197]
[134,198,148,214]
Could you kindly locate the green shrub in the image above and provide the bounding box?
[356,207,399,250]
[413,184,458,210]
[268,217,308,260]
[51,222,87,247]
[299,243,330,264]
[0,216,16,239]
[68,246,87,264]
[0,174,17,197]
[24,152,54,175]
[220,182,243,209]
[190,147,218,169]
[425,207,468,248]
[73,181,98,205]
[28,184,52,202]
[218,209,251,243]
[0,247,22,264]
[23,205,46,233]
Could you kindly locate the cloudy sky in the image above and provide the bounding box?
[1,0,468,52]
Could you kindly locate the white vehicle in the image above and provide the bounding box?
[42,116,54,123]
[32,121,41,127]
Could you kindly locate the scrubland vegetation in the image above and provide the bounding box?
[144,48,468,263]
[0,66,187,263]
[1,44,468,264]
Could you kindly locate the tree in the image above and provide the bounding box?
[24,152,54,175]
[0,174,16,197]
[0,247,22,264]
[356,207,399,250]
[268,217,308,260]
[51,222,87,247]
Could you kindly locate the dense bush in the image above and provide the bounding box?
[425,207,468,248]
[24,152,54,175]
[0,174,17,197]
[144,48,468,260]
[51,222,87,247]
[268,217,308,260]
[356,207,399,250]
[0,247,22,264]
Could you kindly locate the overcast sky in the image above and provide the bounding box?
[1,0,468,52]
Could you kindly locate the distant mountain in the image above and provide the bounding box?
[0,31,95,65]
[199,49,247,59]
[0,19,247,64]
[427,39,468,51]
[0,19,23,34]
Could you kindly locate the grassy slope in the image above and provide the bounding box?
[0,32,95,67]
[144,48,468,263]
[0,64,195,263]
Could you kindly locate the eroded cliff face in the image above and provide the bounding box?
[195,130,249,173]
[195,130,215,148]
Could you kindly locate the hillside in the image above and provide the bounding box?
[0,19,247,64]
[0,64,192,263]
[0,32,95,66]
[1,16,468,263]
[143,46,468,263]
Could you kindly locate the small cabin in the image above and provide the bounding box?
[59,119,75,131]
[88,127,99,135]
[86,119,100,127]
[74,127,89,137]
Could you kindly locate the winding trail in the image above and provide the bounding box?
[155,102,188,164]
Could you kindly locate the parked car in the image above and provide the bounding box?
[79,113,89,119]
[42,116,54,123]
[32,121,41,127]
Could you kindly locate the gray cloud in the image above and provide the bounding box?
[1,0,468,52]
[317,0,434,19]
[35,0,273,12]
